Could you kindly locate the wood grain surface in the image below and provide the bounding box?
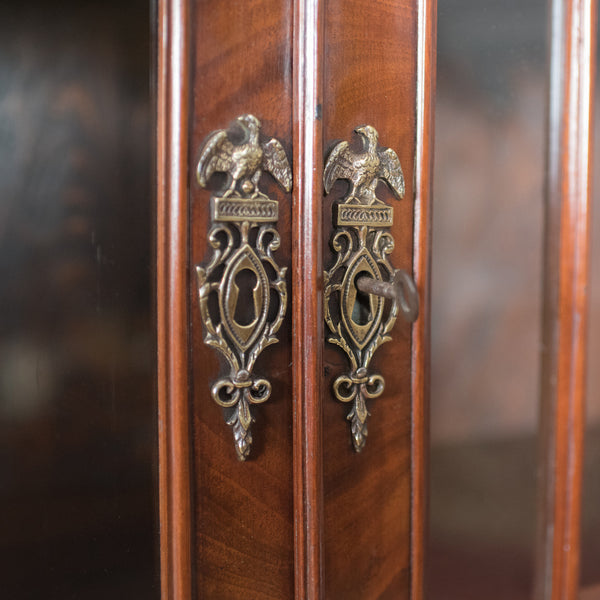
[412,1,436,598]
[158,1,432,597]
[188,1,294,599]
[157,0,193,598]
[292,0,325,599]
[321,2,419,598]
[535,0,597,599]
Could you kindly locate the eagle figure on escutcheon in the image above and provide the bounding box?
[324,124,405,205]
[196,113,292,198]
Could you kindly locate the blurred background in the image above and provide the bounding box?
[1,0,599,598]
[430,0,600,598]
[0,0,157,597]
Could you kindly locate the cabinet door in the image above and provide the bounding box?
[320,2,433,598]
[156,1,435,598]
[157,2,295,598]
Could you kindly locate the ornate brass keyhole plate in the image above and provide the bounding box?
[323,124,418,452]
[195,114,291,461]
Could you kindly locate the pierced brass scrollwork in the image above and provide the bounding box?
[323,125,419,452]
[195,114,291,461]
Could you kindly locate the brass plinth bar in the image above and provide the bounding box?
[323,124,418,452]
[195,114,291,461]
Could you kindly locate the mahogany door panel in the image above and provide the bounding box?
[321,1,419,599]
[158,0,295,598]
[189,1,295,599]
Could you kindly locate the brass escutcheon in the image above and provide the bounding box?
[323,124,418,452]
[195,114,291,461]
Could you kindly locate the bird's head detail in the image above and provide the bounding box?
[236,114,261,140]
[354,125,379,149]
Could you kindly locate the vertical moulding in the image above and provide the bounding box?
[292,0,325,598]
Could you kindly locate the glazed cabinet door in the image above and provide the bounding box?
[156,0,435,598]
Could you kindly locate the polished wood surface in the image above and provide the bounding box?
[321,2,421,598]
[535,0,597,599]
[158,1,431,598]
[292,1,325,598]
[412,1,436,598]
[188,1,294,599]
[157,0,193,598]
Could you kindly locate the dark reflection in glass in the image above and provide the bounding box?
[0,1,157,598]
[431,1,545,598]
[581,40,600,590]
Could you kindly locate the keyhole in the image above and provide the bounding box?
[352,272,373,326]
[233,268,258,326]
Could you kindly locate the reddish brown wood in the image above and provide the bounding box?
[157,0,193,598]
[320,2,421,598]
[188,2,295,599]
[292,0,325,599]
[158,2,432,597]
[411,1,436,599]
[535,0,597,599]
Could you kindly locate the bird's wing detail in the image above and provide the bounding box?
[377,147,405,199]
[262,138,292,192]
[323,141,354,194]
[196,130,233,187]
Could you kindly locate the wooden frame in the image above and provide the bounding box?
[157,0,193,597]
[156,0,436,597]
[412,1,436,598]
[536,0,597,598]
[292,1,325,598]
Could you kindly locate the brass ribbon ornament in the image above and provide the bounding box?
[195,114,291,461]
[323,125,419,452]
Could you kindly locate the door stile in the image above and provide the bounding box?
[411,1,436,598]
[187,1,295,597]
[292,0,325,598]
[157,0,193,598]
[535,0,597,598]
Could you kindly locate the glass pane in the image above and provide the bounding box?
[0,1,158,597]
[430,1,546,598]
[581,41,600,589]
